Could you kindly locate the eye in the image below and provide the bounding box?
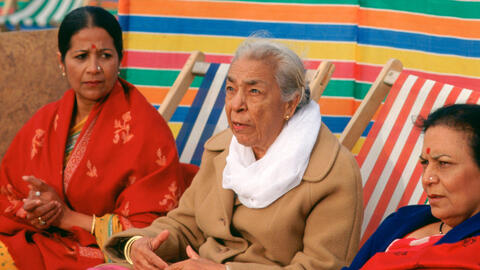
[249,88,260,94]
[438,161,450,167]
[101,53,112,59]
[419,158,428,167]
[74,53,87,60]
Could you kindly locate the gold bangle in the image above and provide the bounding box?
[124,236,143,265]
[90,214,96,235]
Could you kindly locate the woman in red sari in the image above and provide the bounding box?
[0,6,190,270]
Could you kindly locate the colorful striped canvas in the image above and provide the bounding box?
[117,0,480,155]
[357,72,480,243]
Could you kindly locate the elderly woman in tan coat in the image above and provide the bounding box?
[99,38,363,270]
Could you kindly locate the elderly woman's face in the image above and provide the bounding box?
[60,27,119,108]
[225,57,298,159]
[420,125,480,227]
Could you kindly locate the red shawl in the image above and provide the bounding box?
[361,235,480,269]
[0,79,188,269]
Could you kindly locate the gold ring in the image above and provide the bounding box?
[38,217,46,225]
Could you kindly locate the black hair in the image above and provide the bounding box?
[58,6,123,62]
[416,103,480,168]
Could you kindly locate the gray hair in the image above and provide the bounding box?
[231,38,310,110]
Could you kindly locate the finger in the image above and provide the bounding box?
[25,201,58,221]
[22,176,47,192]
[23,198,42,212]
[132,237,169,269]
[150,230,169,250]
[186,245,200,260]
[41,202,62,222]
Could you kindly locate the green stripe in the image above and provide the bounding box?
[362,0,480,20]
[120,68,204,87]
[323,80,371,99]
[218,0,358,4]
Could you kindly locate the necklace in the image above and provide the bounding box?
[439,222,445,234]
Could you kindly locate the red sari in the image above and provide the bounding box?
[0,79,188,269]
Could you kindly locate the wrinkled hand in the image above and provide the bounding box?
[22,175,65,229]
[165,246,226,270]
[130,230,170,270]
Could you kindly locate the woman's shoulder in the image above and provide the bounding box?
[204,129,232,152]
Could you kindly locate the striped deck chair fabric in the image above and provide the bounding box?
[176,63,229,166]
[357,72,480,243]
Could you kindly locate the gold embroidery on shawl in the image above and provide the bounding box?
[78,246,104,259]
[63,117,97,193]
[113,111,134,144]
[158,181,179,211]
[54,114,59,131]
[86,160,98,178]
[156,148,167,166]
[128,176,136,186]
[30,129,45,159]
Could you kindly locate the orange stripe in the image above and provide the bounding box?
[119,0,357,23]
[137,87,198,105]
[360,8,480,39]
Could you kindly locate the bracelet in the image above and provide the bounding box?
[124,236,143,265]
[90,214,96,235]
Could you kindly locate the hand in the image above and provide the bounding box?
[165,246,226,270]
[22,175,65,228]
[130,230,170,270]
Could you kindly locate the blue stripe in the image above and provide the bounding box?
[358,27,480,58]
[175,64,220,156]
[191,79,227,166]
[119,16,357,41]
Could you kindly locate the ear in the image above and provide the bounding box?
[57,52,65,73]
[284,93,301,119]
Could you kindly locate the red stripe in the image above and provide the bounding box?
[361,76,426,241]
[356,73,409,167]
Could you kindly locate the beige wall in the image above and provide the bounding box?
[0,29,69,158]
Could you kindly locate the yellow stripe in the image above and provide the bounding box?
[168,122,183,138]
[123,33,357,60]
[357,45,480,78]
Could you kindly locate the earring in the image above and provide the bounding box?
[62,72,66,76]
[285,115,290,121]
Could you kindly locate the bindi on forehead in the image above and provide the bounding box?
[426,147,430,154]
[91,44,96,49]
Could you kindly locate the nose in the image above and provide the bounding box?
[87,56,101,74]
[230,89,246,112]
[422,167,439,185]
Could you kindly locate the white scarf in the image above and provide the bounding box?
[222,101,321,208]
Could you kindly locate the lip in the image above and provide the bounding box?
[83,80,103,86]
[231,121,249,132]
[427,194,444,203]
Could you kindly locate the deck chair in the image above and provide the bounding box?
[160,51,335,165]
[340,58,480,243]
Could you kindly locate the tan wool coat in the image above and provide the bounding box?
[104,124,363,269]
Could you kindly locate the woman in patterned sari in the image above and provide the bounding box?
[0,6,190,270]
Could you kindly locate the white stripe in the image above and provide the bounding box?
[213,108,229,135]
[362,77,433,236]
[51,0,72,24]
[35,0,59,27]
[70,0,84,11]
[360,75,417,185]
[409,175,425,205]
[455,88,473,103]
[8,0,44,25]
[180,64,229,163]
